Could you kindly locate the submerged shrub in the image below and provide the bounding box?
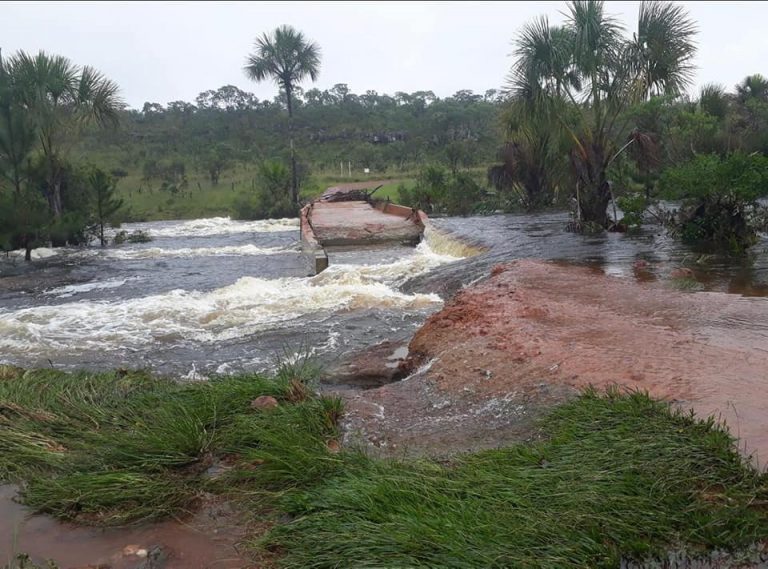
[659,152,768,251]
[234,161,297,220]
[114,229,152,244]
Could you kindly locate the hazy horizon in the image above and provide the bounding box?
[2,1,767,109]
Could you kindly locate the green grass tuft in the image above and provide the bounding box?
[0,369,340,526]
[257,389,768,568]
[2,370,766,567]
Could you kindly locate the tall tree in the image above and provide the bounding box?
[244,25,321,207]
[509,0,696,226]
[7,51,123,219]
[0,49,42,260]
[89,168,123,246]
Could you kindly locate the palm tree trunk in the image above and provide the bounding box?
[579,181,611,226]
[286,88,298,207]
[290,138,298,206]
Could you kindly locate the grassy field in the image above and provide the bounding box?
[111,164,418,222]
[1,365,766,568]
[108,163,492,222]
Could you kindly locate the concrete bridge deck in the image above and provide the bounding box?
[310,200,423,247]
[300,184,426,274]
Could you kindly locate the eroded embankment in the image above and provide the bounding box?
[343,259,768,461]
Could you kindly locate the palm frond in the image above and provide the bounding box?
[566,0,624,82]
[699,83,728,119]
[244,25,321,90]
[633,1,697,98]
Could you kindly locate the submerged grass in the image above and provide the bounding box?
[1,365,766,567]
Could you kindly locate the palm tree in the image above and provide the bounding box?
[244,25,321,207]
[488,99,568,210]
[0,49,41,260]
[508,0,696,227]
[735,74,768,103]
[0,49,36,202]
[7,51,122,219]
[698,83,729,120]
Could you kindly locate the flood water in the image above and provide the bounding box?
[0,217,451,377]
[1,212,767,568]
[412,210,768,297]
[2,212,766,378]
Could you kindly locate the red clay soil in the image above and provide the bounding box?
[342,260,768,462]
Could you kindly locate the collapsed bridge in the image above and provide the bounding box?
[300,183,427,274]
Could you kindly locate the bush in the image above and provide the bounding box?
[615,192,648,230]
[659,152,768,251]
[398,165,491,215]
[233,161,297,220]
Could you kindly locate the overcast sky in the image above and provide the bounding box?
[2,1,766,109]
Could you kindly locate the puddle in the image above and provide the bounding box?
[0,486,247,568]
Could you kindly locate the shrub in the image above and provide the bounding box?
[398,165,491,215]
[659,152,768,251]
[616,192,648,230]
[233,161,297,220]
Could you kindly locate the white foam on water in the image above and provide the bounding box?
[115,217,299,238]
[0,241,455,360]
[6,247,59,260]
[101,243,295,260]
[43,277,141,298]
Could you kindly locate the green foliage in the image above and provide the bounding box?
[88,167,123,246]
[7,50,122,220]
[234,160,296,220]
[2,368,766,566]
[244,25,321,205]
[0,368,340,525]
[70,85,501,222]
[659,152,768,250]
[508,0,697,225]
[615,192,648,230]
[398,165,489,215]
[0,50,122,257]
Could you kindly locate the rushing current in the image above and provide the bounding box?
[1,212,766,377]
[0,217,457,376]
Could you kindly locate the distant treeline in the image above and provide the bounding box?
[78,84,503,184]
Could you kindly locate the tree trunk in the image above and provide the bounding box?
[290,138,298,206]
[52,180,63,218]
[24,242,32,262]
[579,180,611,227]
[286,88,299,207]
[570,143,611,227]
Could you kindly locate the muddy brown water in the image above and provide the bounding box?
[1,212,767,566]
[0,486,246,568]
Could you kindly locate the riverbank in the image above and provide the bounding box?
[2,365,766,569]
[345,259,768,462]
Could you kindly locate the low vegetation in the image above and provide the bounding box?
[1,366,766,568]
[659,152,768,252]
